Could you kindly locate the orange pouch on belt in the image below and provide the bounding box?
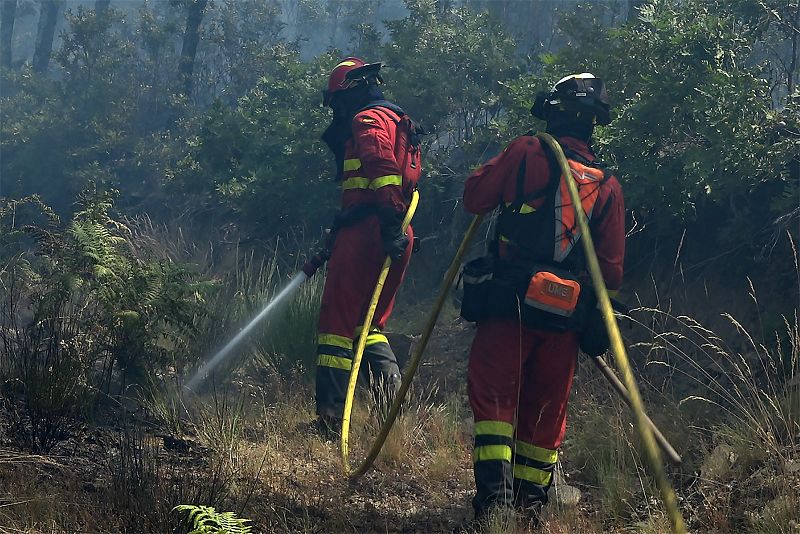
[524,271,581,317]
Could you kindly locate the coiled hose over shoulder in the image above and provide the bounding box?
[536,133,686,533]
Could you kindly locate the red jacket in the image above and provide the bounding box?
[464,135,625,290]
[339,106,421,214]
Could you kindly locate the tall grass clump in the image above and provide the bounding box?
[188,248,323,388]
[620,279,799,531]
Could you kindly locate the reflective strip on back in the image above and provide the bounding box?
[553,160,604,262]
[504,201,536,214]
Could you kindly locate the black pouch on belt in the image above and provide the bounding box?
[460,256,494,322]
[460,256,519,322]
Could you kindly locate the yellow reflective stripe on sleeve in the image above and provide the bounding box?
[513,464,552,485]
[474,420,514,437]
[318,334,352,350]
[474,444,512,463]
[318,354,352,371]
[342,177,370,190]
[344,159,362,171]
[366,332,389,346]
[515,441,558,464]
[370,175,403,189]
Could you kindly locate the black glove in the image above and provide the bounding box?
[301,231,335,277]
[378,209,409,262]
[382,226,409,261]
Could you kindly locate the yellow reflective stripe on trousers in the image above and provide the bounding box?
[513,464,552,485]
[318,354,352,371]
[342,177,370,190]
[370,174,402,189]
[318,333,353,350]
[474,444,512,463]
[354,325,389,347]
[474,420,514,437]
[515,441,558,464]
[366,332,389,346]
[344,159,362,171]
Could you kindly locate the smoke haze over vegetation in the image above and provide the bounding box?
[0,0,798,532]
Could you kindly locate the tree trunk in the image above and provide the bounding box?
[626,0,644,23]
[788,1,799,94]
[32,0,63,74]
[178,0,208,99]
[1,0,17,68]
[95,0,110,15]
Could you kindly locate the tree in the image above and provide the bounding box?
[177,0,208,99]
[32,0,63,73]
[95,0,110,15]
[176,48,336,233]
[549,0,799,259]
[1,0,17,68]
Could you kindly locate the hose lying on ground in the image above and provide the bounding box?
[347,214,483,479]
[340,190,420,474]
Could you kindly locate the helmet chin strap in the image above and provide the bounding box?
[321,84,387,180]
[546,113,595,143]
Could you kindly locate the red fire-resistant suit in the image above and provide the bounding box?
[463,135,625,514]
[315,104,421,420]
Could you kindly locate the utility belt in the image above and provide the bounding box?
[331,203,382,232]
[330,198,421,251]
[460,255,611,356]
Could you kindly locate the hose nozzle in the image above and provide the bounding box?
[302,250,330,277]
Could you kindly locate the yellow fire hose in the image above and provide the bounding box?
[348,214,484,479]
[340,135,686,533]
[340,190,419,473]
[537,133,686,533]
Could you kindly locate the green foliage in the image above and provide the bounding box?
[0,190,212,450]
[550,0,799,248]
[179,47,337,231]
[383,0,520,146]
[174,505,252,534]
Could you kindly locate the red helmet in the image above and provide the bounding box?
[323,57,383,107]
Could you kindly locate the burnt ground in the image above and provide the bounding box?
[1,315,796,533]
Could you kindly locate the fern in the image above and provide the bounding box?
[173,505,252,534]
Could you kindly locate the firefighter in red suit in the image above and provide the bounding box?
[462,74,625,520]
[303,58,422,438]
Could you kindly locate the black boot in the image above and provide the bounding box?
[307,414,342,442]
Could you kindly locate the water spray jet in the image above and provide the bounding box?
[186,271,309,390]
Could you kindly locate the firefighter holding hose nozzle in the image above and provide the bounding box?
[302,58,424,440]
[459,73,626,524]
